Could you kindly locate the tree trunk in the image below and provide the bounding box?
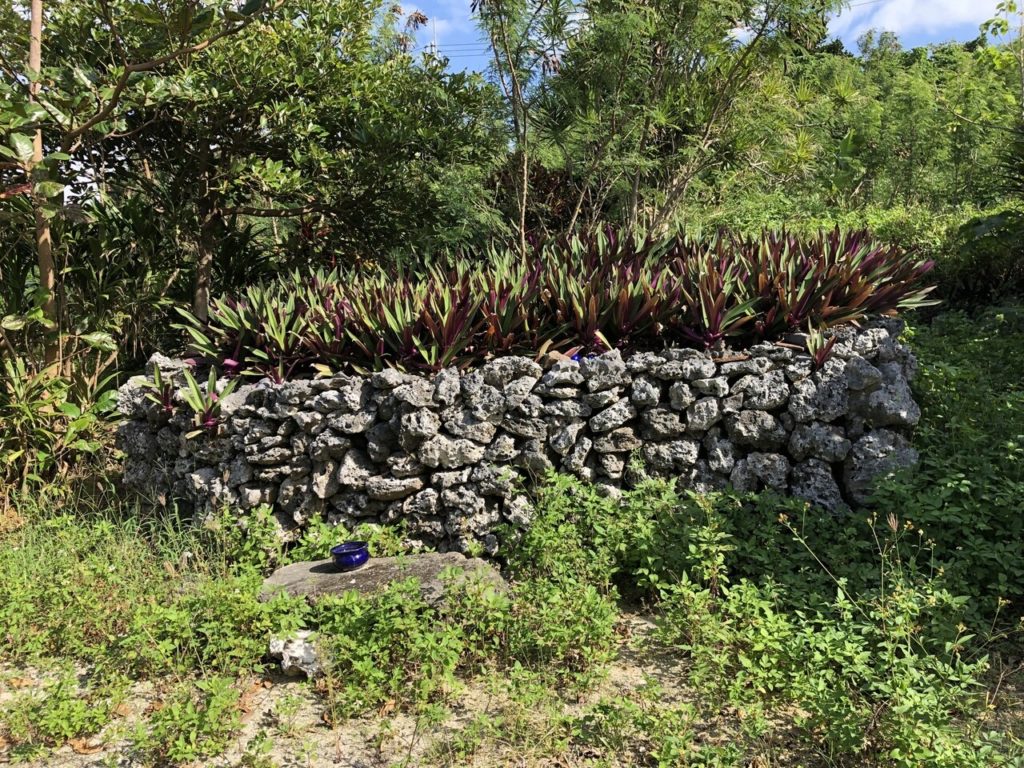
[30,0,60,371]
[192,213,217,323]
[191,145,216,322]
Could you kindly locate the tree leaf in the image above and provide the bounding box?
[9,133,34,163]
[128,3,165,25]
[34,180,65,199]
[79,331,116,351]
[1,315,25,331]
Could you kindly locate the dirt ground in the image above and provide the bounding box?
[4,615,1023,768]
[0,616,688,768]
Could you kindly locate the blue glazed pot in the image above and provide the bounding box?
[331,541,369,571]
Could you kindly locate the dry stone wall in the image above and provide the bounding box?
[118,317,921,554]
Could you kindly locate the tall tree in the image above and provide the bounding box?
[0,0,280,369]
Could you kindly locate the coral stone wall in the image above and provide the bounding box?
[118,318,921,554]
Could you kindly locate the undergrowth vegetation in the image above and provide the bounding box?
[1,307,1023,767]
[180,228,936,379]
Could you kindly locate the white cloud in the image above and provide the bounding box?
[831,0,992,44]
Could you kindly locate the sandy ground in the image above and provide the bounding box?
[0,616,686,768]
[3,615,1022,768]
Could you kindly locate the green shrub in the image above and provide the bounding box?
[0,667,124,758]
[121,573,307,677]
[0,357,115,494]
[134,676,242,764]
[313,580,470,721]
[654,509,1016,768]
[871,308,1024,621]
[0,512,173,663]
[937,207,1024,305]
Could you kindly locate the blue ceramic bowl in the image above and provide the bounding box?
[331,541,369,571]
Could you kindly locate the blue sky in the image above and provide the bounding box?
[405,0,1001,72]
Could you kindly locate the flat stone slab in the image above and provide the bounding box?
[261,551,506,607]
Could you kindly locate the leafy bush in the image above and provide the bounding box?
[653,513,1010,768]
[0,667,124,757]
[134,676,242,764]
[0,357,115,493]
[941,208,1024,305]
[870,307,1024,621]
[178,227,935,378]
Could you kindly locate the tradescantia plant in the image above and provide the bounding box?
[175,227,936,379]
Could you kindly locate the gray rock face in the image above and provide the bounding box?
[593,427,642,453]
[845,357,884,391]
[418,435,486,469]
[365,475,424,501]
[791,459,846,513]
[120,321,922,554]
[788,422,852,463]
[687,398,722,432]
[732,370,789,410]
[641,408,685,439]
[641,439,699,471]
[668,382,696,410]
[734,452,790,490]
[433,368,461,406]
[631,376,661,406]
[261,551,507,608]
[848,364,921,428]
[444,409,499,444]
[788,359,849,423]
[726,411,787,449]
[844,429,919,504]
[590,398,638,432]
[693,377,729,397]
[580,350,631,392]
[704,434,738,474]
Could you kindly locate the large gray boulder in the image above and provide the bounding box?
[261,551,507,608]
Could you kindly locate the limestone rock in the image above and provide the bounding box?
[845,357,884,391]
[848,363,920,428]
[366,475,424,501]
[261,552,507,608]
[788,358,848,423]
[843,429,919,505]
[668,381,696,410]
[704,434,738,474]
[444,409,499,443]
[589,398,637,432]
[337,449,374,489]
[593,427,642,453]
[641,439,699,471]
[399,410,441,450]
[725,410,787,449]
[483,356,542,387]
[791,460,846,513]
[686,398,722,432]
[311,460,339,499]
[630,375,661,407]
[788,422,852,463]
[580,349,630,392]
[693,377,729,397]
[432,368,461,406]
[504,376,538,410]
[418,435,486,469]
[268,631,322,678]
[730,453,789,491]
[719,357,773,377]
[731,370,789,410]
